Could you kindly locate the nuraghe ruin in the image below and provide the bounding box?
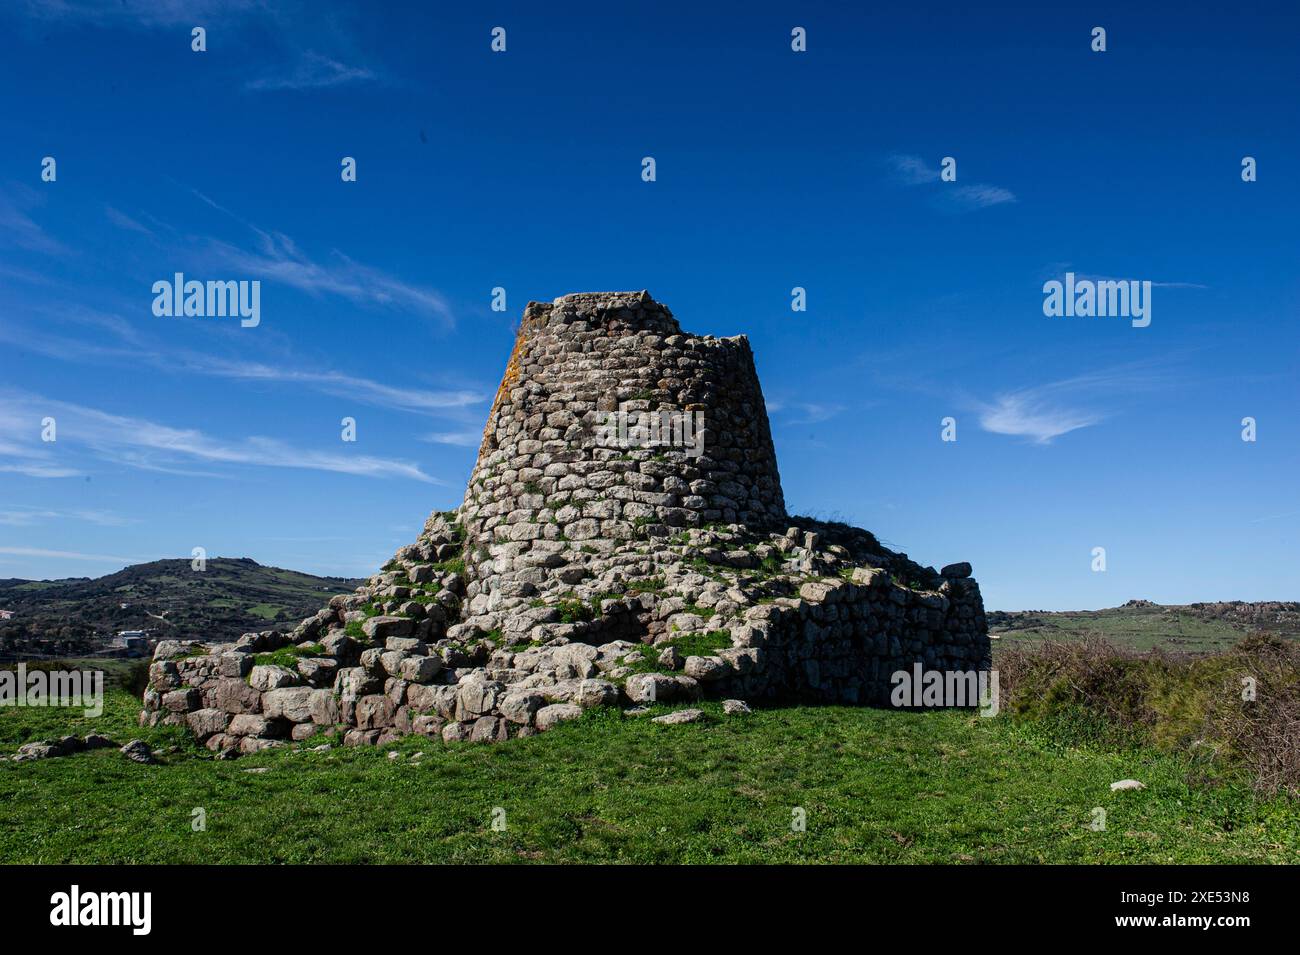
[141,292,991,750]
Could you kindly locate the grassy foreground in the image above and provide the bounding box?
[2,686,1298,864]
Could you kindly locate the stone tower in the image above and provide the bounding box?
[458,291,786,619]
[140,293,991,751]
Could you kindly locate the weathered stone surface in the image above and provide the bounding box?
[470,715,508,742]
[363,616,414,640]
[263,687,315,724]
[219,653,252,678]
[722,699,752,716]
[355,694,395,730]
[249,665,298,692]
[624,673,699,704]
[456,680,504,720]
[336,667,382,700]
[683,655,728,682]
[228,714,272,737]
[398,655,441,683]
[344,729,380,747]
[535,703,583,731]
[499,690,546,725]
[412,714,446,737]
[161,688,200,712]
[441,721,471,742]
[651,708,705,725]
[297,657,338,687]
[214,678,262,714]
[186,708,229,740]
[386,637,427,653]
[309,689,339,726]
[120,739,153,763]
[319,633,354,657]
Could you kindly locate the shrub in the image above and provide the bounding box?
[997,634,1300,796]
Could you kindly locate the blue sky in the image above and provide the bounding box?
[1,0,1297,610]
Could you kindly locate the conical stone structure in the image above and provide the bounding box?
[140,293,991,752]
[459,291,785,618]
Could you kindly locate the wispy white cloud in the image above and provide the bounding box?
[245,51,376,91]
[19,0,261,26]
[0,545,141,564]
[972,366,1171,444]
[765,399,846,426]
[188,191,454,326]
[0,187,68,255]
[948,184,1016,210]
[0,390,442,483]
[0,303,484,417]
[0,507,134,527]
[1076,272,1209,291]
[104,205,155,236]
[976,391,1105,444]
[888,154,940,185]
[184,357,486,414]
[19,3,378,95]
[887,154,1016,212]
[419,430,483,448]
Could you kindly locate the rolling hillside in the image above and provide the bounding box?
[989,599,1300,653]
[0,558,360,657]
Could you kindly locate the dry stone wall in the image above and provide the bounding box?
[139,292,991,751]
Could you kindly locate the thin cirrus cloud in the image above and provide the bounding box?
[183,357,488,415]
[0,390,442,483]
[0,300,488,419]
[183,190,454,328]
[245,51,377,91]
[0,546,143,564]
[765,399,846,426]
[104,205,155,236]
[17,0,263,26]
[887,154,1016,211]
[420,430,484,448]
[18,2,377,93]
[0,187,68,255]
[0,506,134,527]
[976,390,1105,444]
[972,366,1171,444]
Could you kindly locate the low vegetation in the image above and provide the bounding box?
[3,679,1297,863]
[998,634,1300,797]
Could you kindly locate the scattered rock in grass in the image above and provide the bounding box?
[722,699,752,715]
[1110,779,1146,792]
[651,708,705,725]
[623,706,651,717]
[243,767,269,774]
[120,739,153,764]
[387,751,401,760]
[657,646,683,670]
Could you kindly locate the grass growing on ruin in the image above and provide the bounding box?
[251,643,322,669]
[2,685,1298,864]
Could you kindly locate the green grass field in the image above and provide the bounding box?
[992,606,1259,653]
[2,684,1297,864]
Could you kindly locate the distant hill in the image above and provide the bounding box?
[989,599,1300,653]
[0,558,361,658]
